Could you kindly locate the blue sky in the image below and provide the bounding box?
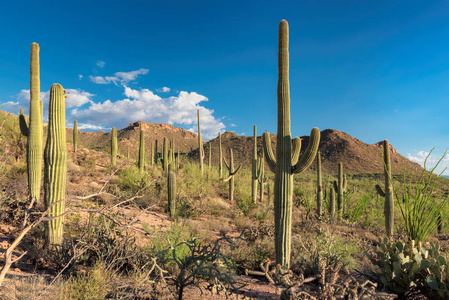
[0,0,448,174]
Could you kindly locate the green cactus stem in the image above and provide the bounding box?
[261,20,320,269]
[198,109,205,177]
[73,120,78,152]
[110,127,117,167]
[375,139,394,238]
[223,148,241,202]
[316,151,323,219]
[138,124,145,173]
[252,125,260,204]
[44,83,68,246]
[329,187,335,219]
[257,152,266,202]
[208,144,212,179]
[19,108,29,137]
[162,137,169,173]
[333,162,347,219]
[168,167,176,218]
[26,42,44,204]
[154,139,159,165]
[219,132,223,178]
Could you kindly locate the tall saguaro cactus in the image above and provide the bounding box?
[44,84,68,246]
[262,20,320,269]
[329,187,336,219]
[25,42,44,204]
[316,151,323,218]
[73,120,78,153]
[197,109,205,177]
[111,127,117,167]
[218,132,223,178]
[162,137,170,173]
[252,125,260,204]
[138,124,145,173]
[333,162,347,219]
[375,139,394,238]
[223,148,241,202]
[257,152,266,202]
[168,167,176,218]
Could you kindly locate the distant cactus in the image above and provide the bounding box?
[73,120,78,152]
[198,109,205,177]
[333,162,347,219]
[257,152,266,202]
[138,124,145,172]
[208,144,212,179]
[223,148,241,202]
[218,132,223,178]
[375,140,394,238]
[25,42,44,204]
[44,84,68,246]
[316,151,323,219]
[111,127,117,167]
[168,167,176,218]
[262,20,320,269]
[252,125,260,204]
[154,139,159,165]
[162,137,169,173]
[329,187,336,219]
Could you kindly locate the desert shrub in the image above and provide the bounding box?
[366,238,449,298]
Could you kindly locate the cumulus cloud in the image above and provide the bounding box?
[156,87,171,93]
[72,86,225,140]
[90,68,149,86]
[77,123,107,131]
[78,75,83,80]
[96,61,105,68]
[65,89,94,108]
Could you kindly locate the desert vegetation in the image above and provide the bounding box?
[1,20,449,300]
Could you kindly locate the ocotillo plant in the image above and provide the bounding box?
[23,43,44,204]
[44,83,67,246]
[138,124,145,173]
[73,120,78,153]
[197,109,205,177]
[219,132,223,178]
[168,165,176,218]
[316,151,323,219]
[262,20,320,269]
[111,127,117,168]
[333,162,347,219]
[223,148,241,202]
[252,125,261,204]
[375,139,394,238]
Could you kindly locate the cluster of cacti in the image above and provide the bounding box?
[333,162,347,219]
[111,127,117,168]
[375,140,394,238]
[44,84,68,246]
[262,20,320,269]
[316,151,323,219]
[168,164,176,218]
[20,43,44,204]
[73,120,78,153]
[138,124,145,172]
[197,109,205,177]
[223,148,241,202]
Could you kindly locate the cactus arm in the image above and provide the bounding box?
[262,131,276,173]
[231,164,241,176]
[333,180,338,193]
[19,112,29,137]
[223,155,230,170]
[291,137,301,165]
[223,175,233,182]
[292,128,320,174]
[375,184,385,197]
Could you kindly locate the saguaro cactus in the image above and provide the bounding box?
[198,109,205,177]
[208,144,212,179]
[257,152,266,202]
[333,162,347,219]
[316,151,323,218]
[44,84,68,246]
[73,120,78,153]
[19,108,29,137]
[223,148,241,202]
[375,139,394,238]
[329,187,336,219]
[162,137,170,173]
[219,132,223,178]
[168,166,176,218]
[25,42,44,204]
[111,127,117,167]
[252,125,261,204]
[154,139,159,165]
[138,124,145,173]
[262,20,320,269]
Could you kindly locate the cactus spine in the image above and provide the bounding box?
[73,120,78,152]
[44,84,67,245]
[168,167,176,218]
[138,124,145,173]
[316,151,323,218]
[223,148,241,202]
[375,139,394,238]
[111,127,117,167]
[219,132,223,178]
[198,109,205,177]
[262,20,320,269]
[252,125,260,204]
[27,42,43,204]
[333,162,346,219]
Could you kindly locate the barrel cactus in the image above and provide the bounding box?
[262,20,320,269]
[44,83,68,246]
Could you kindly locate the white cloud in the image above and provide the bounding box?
[65,89,94,108]
[78,75,83,80]
[407,150,449,176]
[90,68,149,86]
[96,61,105,68]
[77,123,107,131]
[72,86,225,140]
[157,87,171,93]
